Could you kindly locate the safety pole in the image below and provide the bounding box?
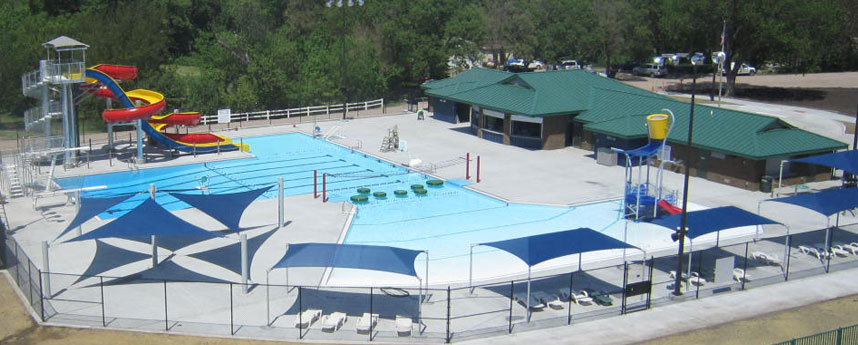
[322,173,327,203]
[466,153,470,180]
[313,170,318,198]
[149,183,156,200]
[278,177,284,229]
[241,234,248,294]
[477,156,481,183]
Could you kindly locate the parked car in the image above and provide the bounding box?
[528,60,546,71]
[734,63,757,75]
[505,58,527,72]
[632,63,666,77]
[559,59,581,70]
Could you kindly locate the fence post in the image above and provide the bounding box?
[229,283,234,335]
[298,286,303,339]
[836,327,843,345]
[621,261,628,314]
[567,271,573,324]
[785,235,792,281]
[446,286,451,343]
[742,243,749,290]
[164,280,169,331]
[508,280,514,333]
[37,266,44,322]
[100,276,106,327]
[382,98,385,113]
[369,287,374,341]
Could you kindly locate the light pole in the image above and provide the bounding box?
[673,61,700,296]
[326,0,363,120]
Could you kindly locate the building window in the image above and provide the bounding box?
[511,121,541,138]
[483,115,504,132]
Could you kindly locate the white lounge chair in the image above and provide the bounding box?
[670,270,706,286]
[395,315,413,336]
[752,251,783,268]
[732,268,751,282]
[322,312,347,332]
[820,244,850,257]
[799,245,823,259]
[571,290,593,306]
[356,313,378,334]
[293,309,322,329]
[533,291,564,310]
[834,243,858,255]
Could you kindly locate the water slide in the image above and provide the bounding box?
[84,64,248,153]
[657,199,682,215]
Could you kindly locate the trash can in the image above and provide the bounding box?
[760,175,773,193]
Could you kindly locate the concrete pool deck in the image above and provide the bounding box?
[4,106,858,343]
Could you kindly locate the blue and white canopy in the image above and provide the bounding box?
[479,228,637,267]
[271,243,424,277]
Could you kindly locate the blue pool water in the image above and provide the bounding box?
[57,133,632,280]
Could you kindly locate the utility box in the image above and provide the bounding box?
[596,147,617,166]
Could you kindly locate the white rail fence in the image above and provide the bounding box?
[200,98,385,125]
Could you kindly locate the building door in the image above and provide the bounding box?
[456,104,471,123]
[696,151,709,178]
[567,120,582,147]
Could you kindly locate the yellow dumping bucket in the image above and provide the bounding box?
[646,113,670,140]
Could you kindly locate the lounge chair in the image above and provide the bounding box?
[356,313,378,334]
[818,243,850,257]
[732,268,751,282]
[513,293,546,310]
[834,243,858,255]
[799,245,823,259]
[582,288,613,306]
[322,312,347,332]
[293,309,322,329]
[670,270,706,286]
[571,290,594,306]
[752,251,783,268]
[395,315,413,336]
[532,291,563,310]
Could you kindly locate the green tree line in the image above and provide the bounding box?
[1,0,855,131]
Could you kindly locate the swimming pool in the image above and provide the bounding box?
[56,133,672,284]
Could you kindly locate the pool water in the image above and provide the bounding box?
[57,133,662,283]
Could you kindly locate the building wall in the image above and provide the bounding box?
[541,116,568,149]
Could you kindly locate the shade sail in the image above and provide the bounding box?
[648,206,781,239]
[169,185,273,231]
[766,188,858,217]
[66,199,221,242]
[56,195,134,241]
[189,228,277,275]
[791,150,858,176]
[271,243,423,277]
[479,228,637,267]
[613,141,664,158]
[74,240,149,284]
[98,260,235,286]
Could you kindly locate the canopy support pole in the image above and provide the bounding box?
[526,266,532,322]
[622,222,629,264]
[686,238,693,291]
[149,183,156,200]
[151,235,158,268]
[265,269,270,326]
[776,160,786,197]
[241,233,248,294]
[468,244,475,294]
[75,191,82,236]
[136,119,144,164]
[278,177,284,229]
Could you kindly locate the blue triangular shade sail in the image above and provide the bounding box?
[614,141,665,158]
[272,243,423,277]
[479,228,637,267]
[74,240,149,284]
[791,150,858,176]
[188,228,277,275]
[766,188,858,217]
[98,260,235,286]
[648,206,781,239]
[55,195,134,241]
[169,185,273,231]
[65,199,221,242]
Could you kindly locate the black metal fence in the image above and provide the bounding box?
[5,224,858,343]
[773,323,858,345]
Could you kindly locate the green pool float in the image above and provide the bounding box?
[350,195,369,202]
[394,190,408,197]
[357,187,371,194]
[373,191,387,198]
[411,184,425,190]
[427,179,444,187]
[414,188,428,195]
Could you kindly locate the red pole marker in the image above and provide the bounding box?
[466,152,471,180]
[322,173,327,203]
[477,156,481,183]
[313,170,318,199]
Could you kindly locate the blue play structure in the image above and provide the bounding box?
[613,112,679,220]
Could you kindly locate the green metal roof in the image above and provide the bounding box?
[425,70,847,159]
[581,89,846,159]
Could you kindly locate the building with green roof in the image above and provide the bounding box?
[422,68,846,191]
